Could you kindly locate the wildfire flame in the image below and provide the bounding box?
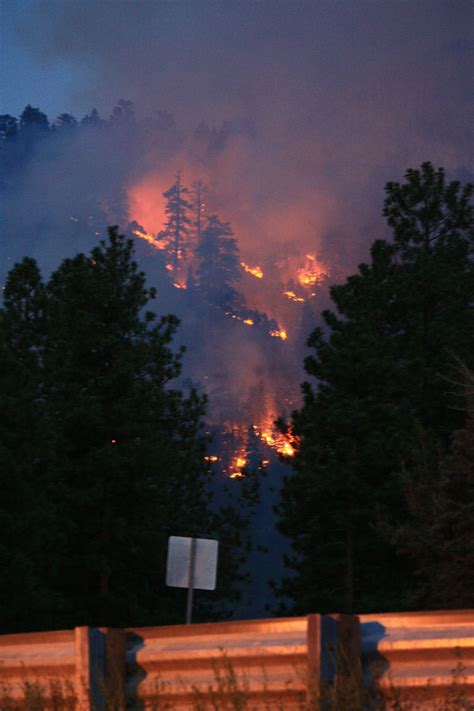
[252,423,296,457]
[269,329,288,340]
[297,254,329,288]
[133,227,168,250]
[283,290,305,303]
[229,452,248,478]
[241,262,264,279]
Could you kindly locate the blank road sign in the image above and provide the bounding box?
[166,536,219,590]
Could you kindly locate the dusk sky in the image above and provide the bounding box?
[2,0,472,272]
[2,1,472,141]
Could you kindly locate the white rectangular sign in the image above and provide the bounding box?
[166,536,218,591]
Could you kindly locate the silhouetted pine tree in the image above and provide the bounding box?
[196,215,243,311]
[277,163,474,614]
[163,173,192,269]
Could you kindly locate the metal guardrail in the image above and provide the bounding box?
[125,614,340,708]
[359,609,474,707]
[0,627,95,708]
[1,610,473,709]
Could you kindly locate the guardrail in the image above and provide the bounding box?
[1,610,473,709]
[359,609,474,707]
[125,614,349,708]
[0,627,97,708]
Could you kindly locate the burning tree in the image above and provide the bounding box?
[0,227,245,631]
[277,163,474,615]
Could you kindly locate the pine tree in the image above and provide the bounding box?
[387,365,474,608]
[0,259,62,629]
[0,228,223,630]
[0,114,18,141]
[18,105,50,155]
[80,108,105,129]
[195,215,243,311]
[277,163,474,614]
[191,180,208,241]
[54,113,78,131]
[109,99,135,127]
[19,105,49,132]
[163,174,192,269]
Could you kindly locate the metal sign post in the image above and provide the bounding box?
[185,537,197,624]
[166,535,219,625]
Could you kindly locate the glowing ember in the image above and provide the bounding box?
[283,290,305,303]
[166,264,174,271]
[204,455,219,462]
[243,319,254,325]
[173,282,187,289]
[229,471,245,478]
[269,329,288,340]
[241,262,264,279]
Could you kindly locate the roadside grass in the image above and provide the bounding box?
[0,650,472,710]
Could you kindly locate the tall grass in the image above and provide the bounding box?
[0,652,472,710]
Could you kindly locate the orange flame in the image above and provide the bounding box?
[228,452,248,478]
[283,290,305,303]
[241,262,264,279]
[132,227,167,249]
[252,423,296,457]
[297,254,329,288]
[269,329,288,340]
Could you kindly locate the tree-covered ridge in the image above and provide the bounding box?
[277,163,474,614]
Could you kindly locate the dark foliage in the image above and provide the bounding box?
[0,228,244,631]
[277,163,474,614]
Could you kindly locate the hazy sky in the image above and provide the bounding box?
[2,0,473,271]
[2,0,472,131]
